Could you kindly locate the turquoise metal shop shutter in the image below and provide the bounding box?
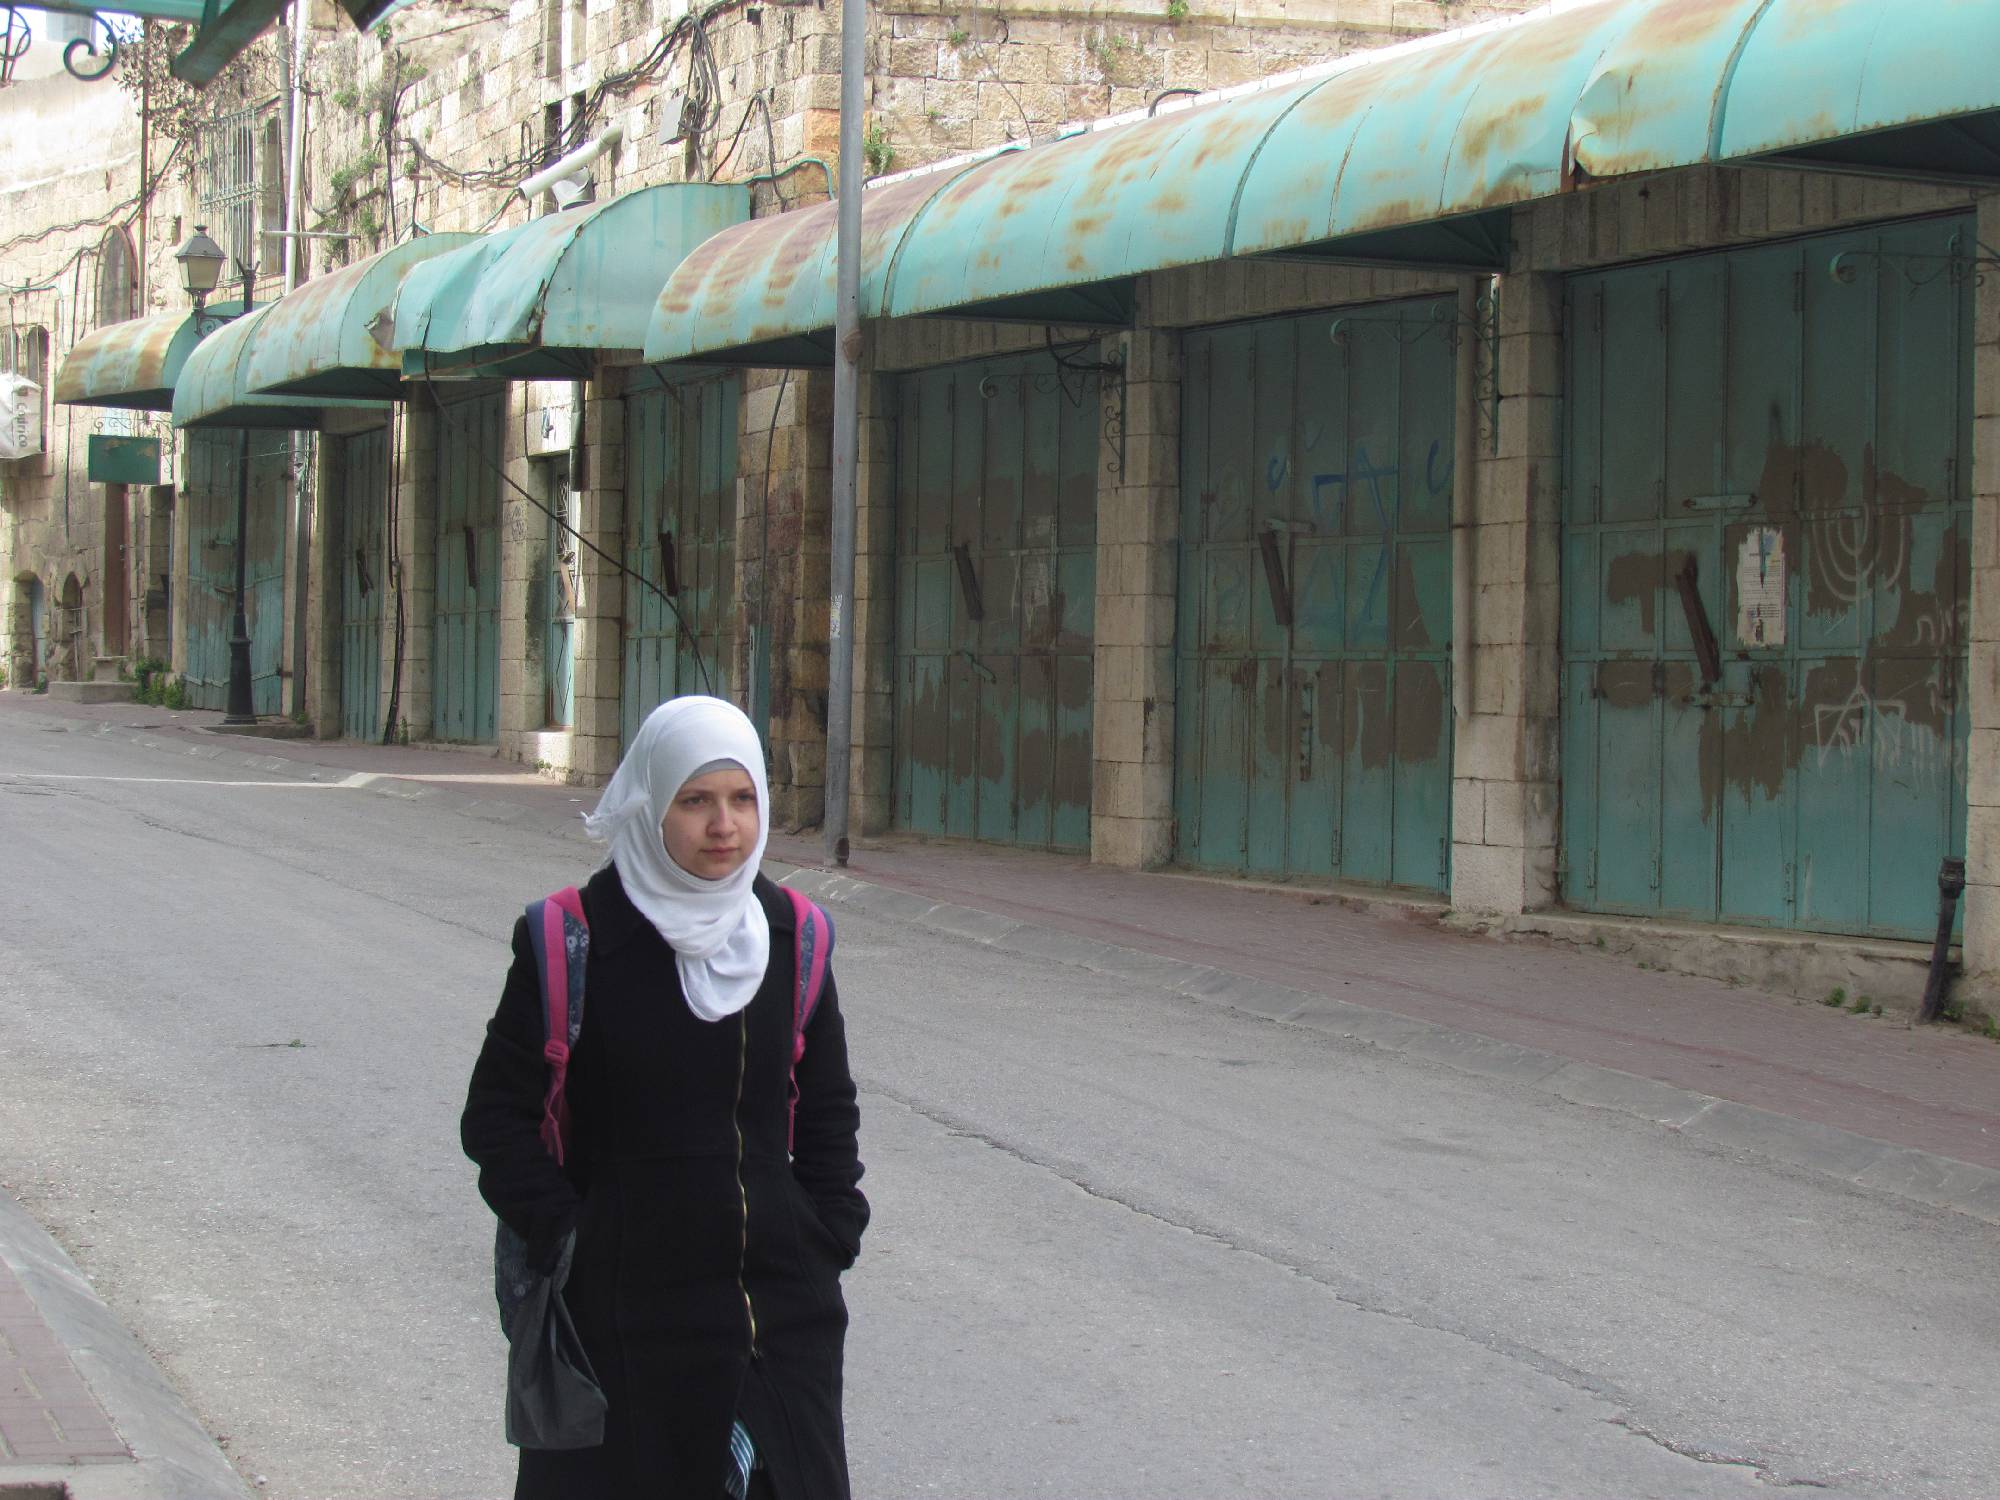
[893,353,1097,850]
[621,370,737,750]
[1562,217,1971,939]
[1177,300,1455,892]
[184,430,287,716]
[432,391,502,743]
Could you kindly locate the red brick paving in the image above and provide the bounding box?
[0,1257,127,1464]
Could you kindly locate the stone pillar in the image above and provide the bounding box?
[849,365,899,835]
[1090,322,1180,869]
[1963,193,2000,982]
[1449,269,1563,915]
[305,435,343,738]
[741,368,834,832]
[394,398,438,741]
[570,378,626,782]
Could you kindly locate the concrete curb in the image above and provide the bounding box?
[19,709,2000,1226]
[772,867,2000,1230]
[0,1192,252,1500]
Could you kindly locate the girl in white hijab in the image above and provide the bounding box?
[583,695,772,1021]
[464,693,868,1500]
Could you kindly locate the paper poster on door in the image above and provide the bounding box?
[1735,527,1786,647]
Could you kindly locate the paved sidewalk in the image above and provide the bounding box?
[0,1185,250,1499]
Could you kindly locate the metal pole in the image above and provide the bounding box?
[823,0,865,867]
[224,265,257,724]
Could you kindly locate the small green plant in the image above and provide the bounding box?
[1824,987,1847,1008]
[328,151,384,200]
[862,117,895,176]
[160,676,189,711]
[131,655,172,704]
[1088,28,1133,71]
[0,663,8,690]
[1847,992,1872,1014]
[34,676,48,694]
[947,27,969,48]
[1593,935,1606,949]
[1983,1014,1999,1040]
[1166,0,1189,19]
[1870,1002,1884,1016]
[331,86,361,112]
[1943,998,1966,1023]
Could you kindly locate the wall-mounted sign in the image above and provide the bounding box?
[1735,526,1787,648]
[88,434,162,485]
[0,376,41,460]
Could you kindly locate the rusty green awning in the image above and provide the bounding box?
[393,184,748,380]
[644,168,988,367]
[173,303,388,430]
[241,235,478,401]
[650,0,2000,363]
[54,309,217,412]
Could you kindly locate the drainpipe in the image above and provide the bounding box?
[285,6,311,715]
[823,0,864,866]
[1451,277,1480,725]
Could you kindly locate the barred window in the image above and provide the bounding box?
[94,228,137,328]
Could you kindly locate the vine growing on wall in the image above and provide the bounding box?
[113,22,283,168]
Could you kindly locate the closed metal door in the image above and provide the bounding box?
[621,372,737,749]
[338,427,388,741]
[184,430,287,715]
[1177,301,1455,892]
[1563,218,1971,939]
[432,391,502,742]
[893,353,1097,850]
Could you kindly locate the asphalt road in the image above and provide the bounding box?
[1,712,1996,1499]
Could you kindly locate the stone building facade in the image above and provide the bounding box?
[14,0,2000,1012]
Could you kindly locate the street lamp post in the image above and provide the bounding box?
[176,226,259,725]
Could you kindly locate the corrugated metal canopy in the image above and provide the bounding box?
[54,309,215,412]
[173,303,388,429]
[645,168,982,366]
[652,0,2000,364]
[393,184,747,380]
[242,234,477,400]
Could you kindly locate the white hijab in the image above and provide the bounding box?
[582,696,771,1022]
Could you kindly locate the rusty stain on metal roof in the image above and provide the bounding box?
[54,311,205,411]
[243,234,478,401]
[645,0,2000,359]
[173,302,390,429]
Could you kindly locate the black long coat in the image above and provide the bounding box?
[462,867,868,1500]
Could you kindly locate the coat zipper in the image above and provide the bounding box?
[733,1009,760,1357]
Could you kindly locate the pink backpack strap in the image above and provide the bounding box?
[783,886,836,1153]
[526,886,588,1166]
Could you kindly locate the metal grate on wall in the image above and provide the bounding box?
[199,105,265,271]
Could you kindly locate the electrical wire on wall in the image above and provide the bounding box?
[420,372,715,695]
